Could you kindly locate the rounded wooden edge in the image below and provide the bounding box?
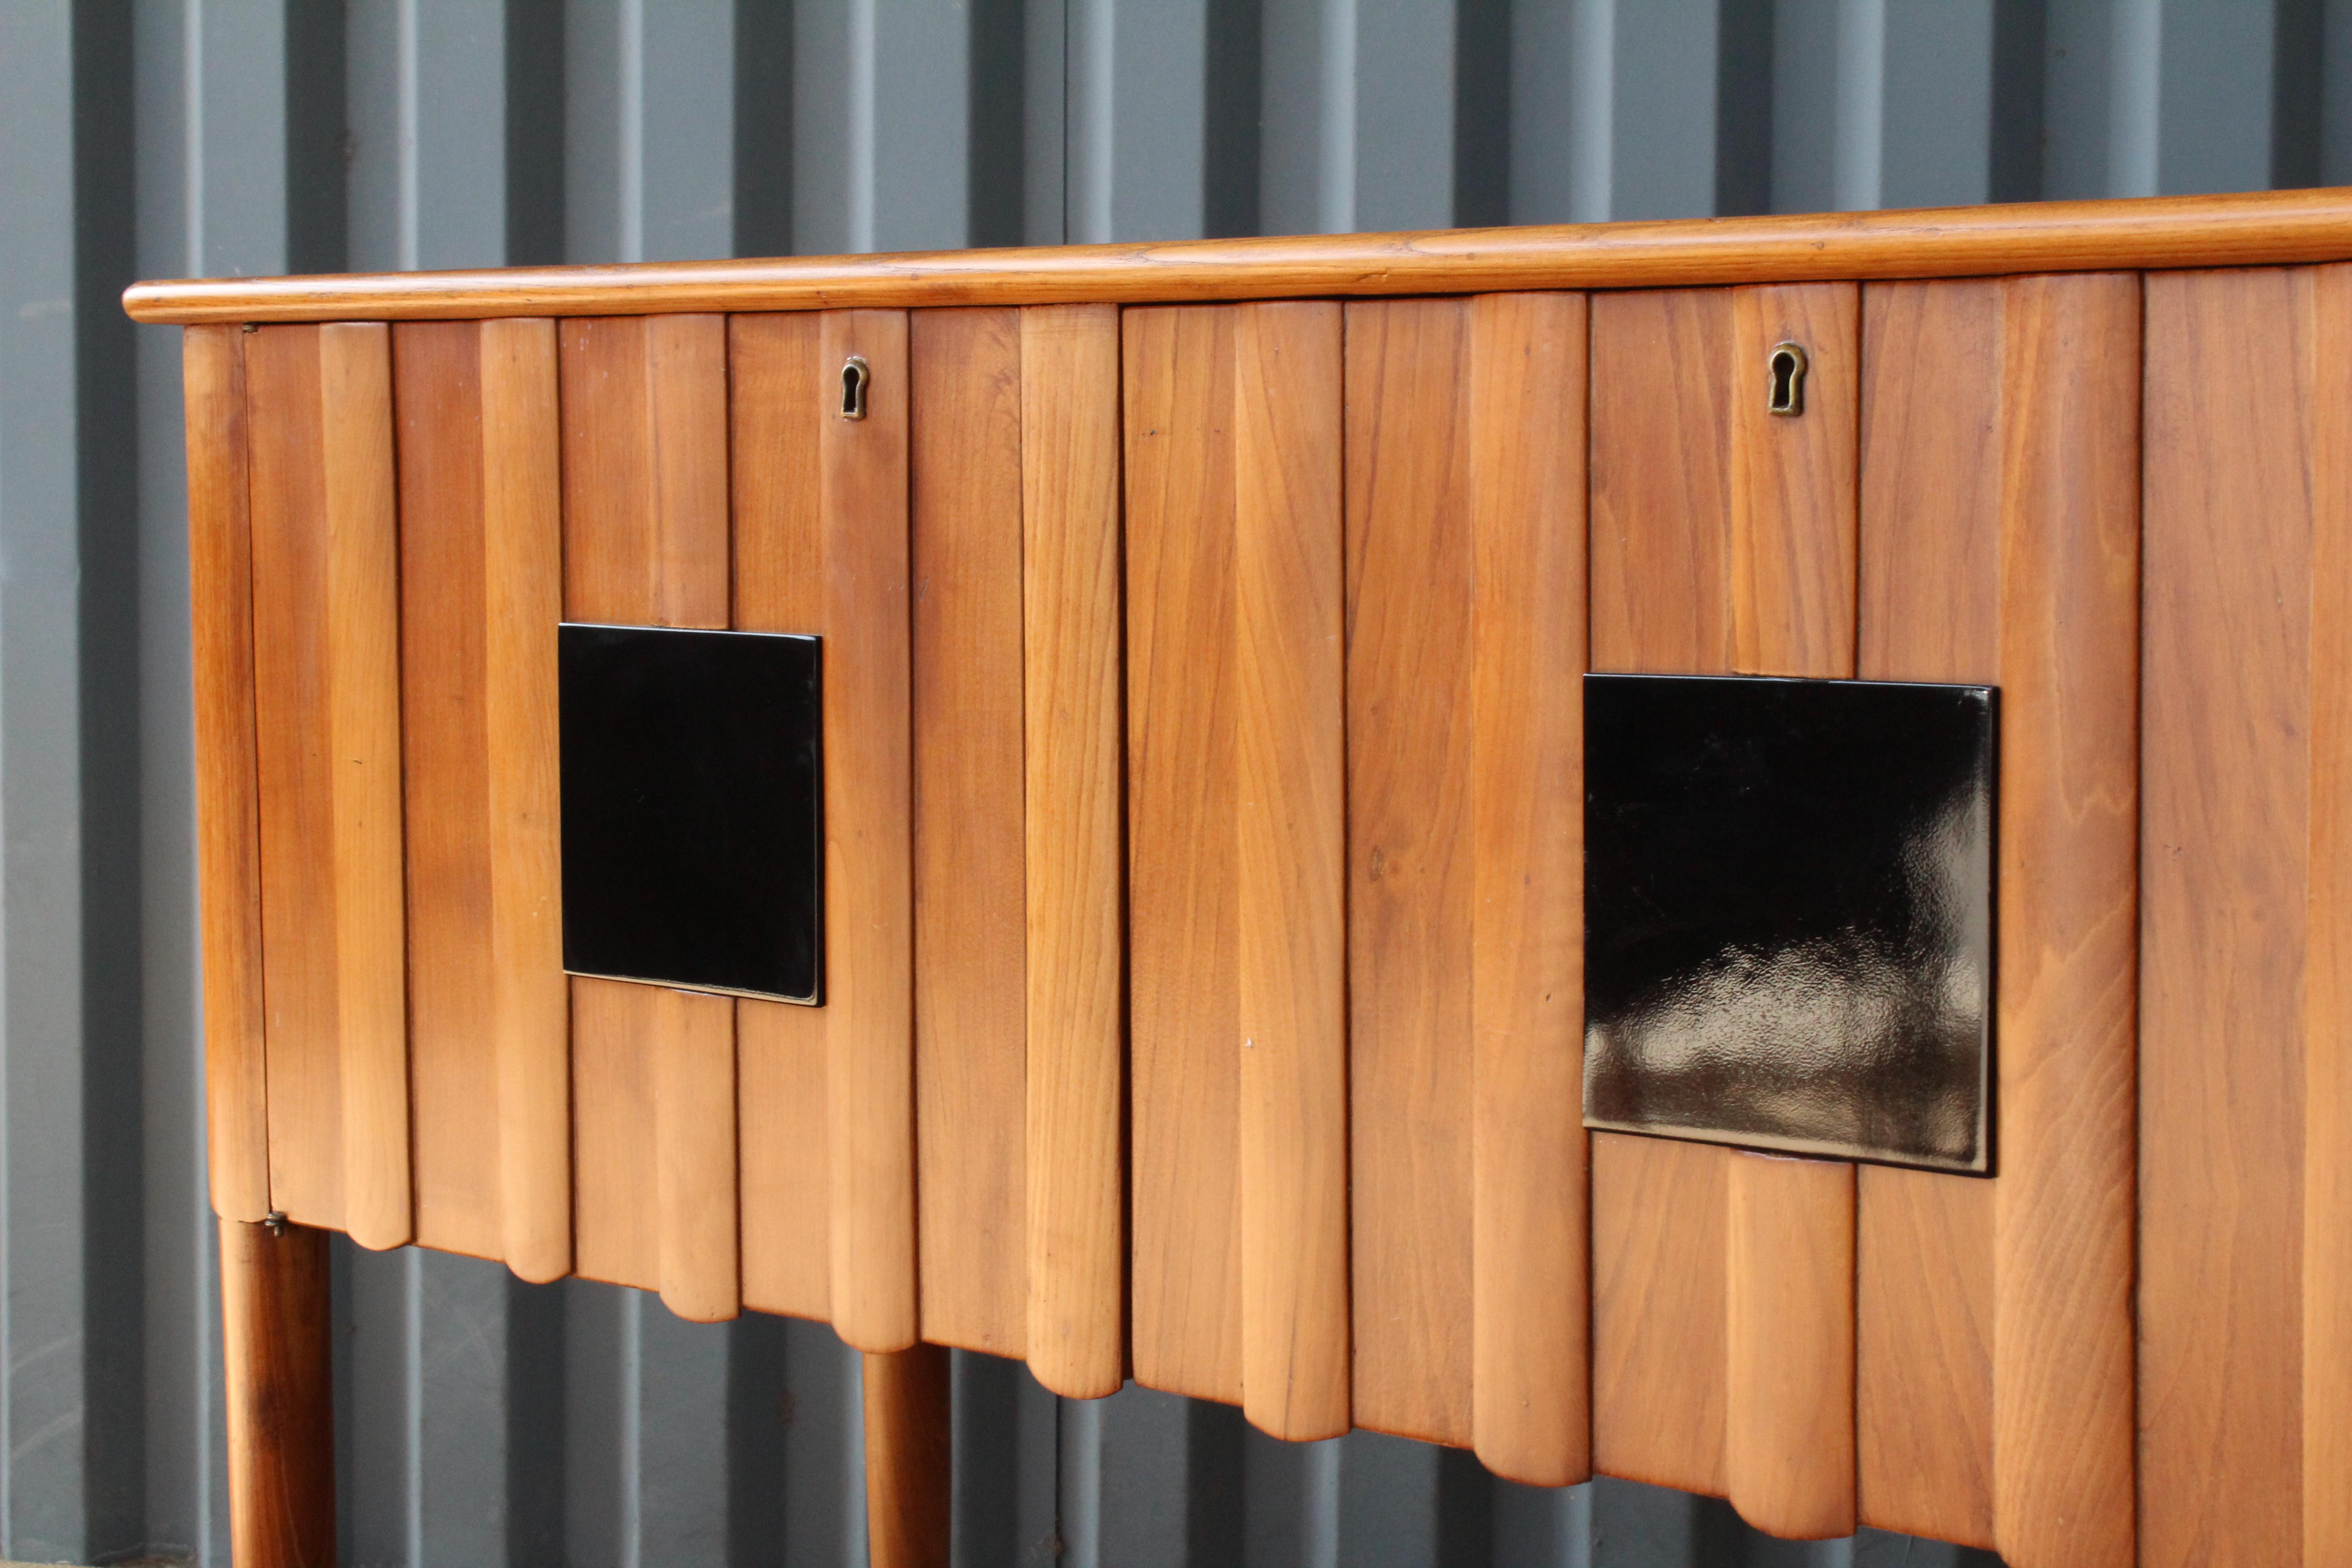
[126,188,2352,324]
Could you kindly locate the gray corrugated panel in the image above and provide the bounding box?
[15,0,2346,1562]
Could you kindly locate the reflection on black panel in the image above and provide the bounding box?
[559,623,823,1004]
[1583,673,1994,1173]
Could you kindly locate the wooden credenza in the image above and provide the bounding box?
[130,189,2352,1568]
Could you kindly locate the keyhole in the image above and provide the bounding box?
[1767,343,1808,417]
[839,355,870,420]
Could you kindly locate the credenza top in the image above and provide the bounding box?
[123,187,2352,325]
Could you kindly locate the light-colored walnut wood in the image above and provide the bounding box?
[653,989,742,1322]
[820,309,919,1353]
[1465,291,1588,1489]
[396,320,504,1263]
[1726,1154,1856,1540]
[395,318,570,1283]
[184,325,270,1224]
[1020,304,1127,1400]
[1345,298,1475,1449]
[2141,267,2313,1568]
[1124,305,1244,1405]
[862,1344,951,1568]
[1983,275,2140,1568]
[1856,276,2141,1568]
[1588,284,1860,1534]
[1234,300,1349,1443]
[126,187,2352,323]
[559,313,732,1301]
[1853,277,2001,1549]
[220,1218,335,1568]
[246,322,412,1251]
[477,318,572,1284]
[2307,264,2352,1568]
[559,315,730,629]
[729,311,834,1325]
[907,307,1029,1357]
[1587,286,1734,1499]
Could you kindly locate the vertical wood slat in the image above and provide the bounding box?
[1465,292,1590,1488]
[1125,303,1349,1431]
[733,311,834,1324]
[2306,265,2352,1568]
[906,308,1028,1355]
[820,309,919,1352]
[1982,274,2140,1568]
[395,319,569,1282]
[1235,301,1349,1442]
[1853,279,2002,1550]
[185,324,270,1224]
[247,322,412,1251]
[1021,304,1127,1399]
[1126,305,1245,1405]
[477,319,573,1284]
[1346,298,1476,1450]
[1588,286,1733,1499]
[559,315,739,1319]
[1857,274,2140,1568]
[2140,267,2315,1568]
[1587,285,1858,1536]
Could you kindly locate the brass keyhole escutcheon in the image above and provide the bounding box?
[839,355,871,420]
[1767,342,1808,416]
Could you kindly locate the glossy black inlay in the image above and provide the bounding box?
[1583,673,1994,1173]
[559,623,823,1004]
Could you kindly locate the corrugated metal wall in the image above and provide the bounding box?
[2,1,2341,1562]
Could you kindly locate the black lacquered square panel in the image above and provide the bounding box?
[559,623,823,1004]
[1583,673,1995,1173]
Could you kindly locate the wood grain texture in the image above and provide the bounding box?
[184,324,270,1223]
[1983,275,2139,1568]
[907,309,1027,1354]
[820,309,918,1352]
[1853,278,2001,1549]
[2306,263,2352,1568]
[1587,285,1859,1529]
[730,311,834,1324]
[1346,298,1475,1448]
[559,314,731,1302]
[1124,305,1244,1405]
[862,1345,951,1568]
[1726,1155,1855,1540]
[653,989,741,1322]
[1020,304,1127,1400]
[1466,291,1589,1488]
[246,322,412,1250]
[2141,267,2312,1568]
[220,1218,335,1568]
[477,318,572,1284]
[1587,287,1733,1498]
[395,318,570,1281]
[1234,301,1349,1442]
[126,186,2352,323]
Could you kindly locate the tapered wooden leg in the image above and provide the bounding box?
[863,1344,951,1568]
[221,1217,336,1568]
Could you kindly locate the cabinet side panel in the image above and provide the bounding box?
[732,311,834,1323]
[906,307,1027,1353]
[2141,268,2310,1568]
[1124,305,1244,1404]
[1466,291,1591,1488]
[1854,279,2002,1549]
[186,324,271,1223]
[1022,303,1127,1398]
[1344,297,1475,1449]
